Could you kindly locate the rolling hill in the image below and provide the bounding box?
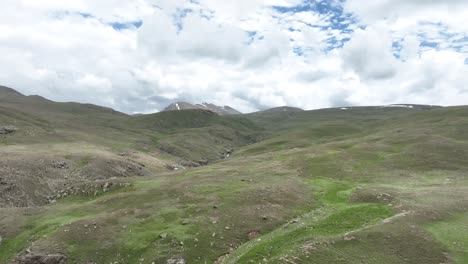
[0,86,467,264]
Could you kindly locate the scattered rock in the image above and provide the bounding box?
[180,160,204,168]
[166,258,186,264]
[160,233,168,239]
[213,205,218,209]
[221,152,231,159]
[0,125,17,135]
[214,254,230,264]
[182,219,190,225]
[377,193,393,202]
[248,230,260,240]
[344,235,356,241]
[198,159,209,166]
[103,182,112,192]
[13,253,67,264]
[52,161,69,169]
[262,215,268,220]
[165,164,186,171]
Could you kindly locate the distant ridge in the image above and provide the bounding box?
[163,102,241,115]
[0,85,126,116]
[0,85,24,97]
[259,106,304,113]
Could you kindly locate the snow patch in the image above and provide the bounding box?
[341,108,348,110]
[176,103,180,110]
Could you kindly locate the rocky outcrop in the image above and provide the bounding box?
[0,154,142,208]
[52,161,69,169]
[12,253,67,264]
[0,125,17,135]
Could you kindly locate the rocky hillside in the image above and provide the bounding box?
[163,102,241,115]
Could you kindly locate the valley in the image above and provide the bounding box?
[1,86,467,264]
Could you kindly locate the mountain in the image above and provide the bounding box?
[163,101,241,115]
[1,86,468,264]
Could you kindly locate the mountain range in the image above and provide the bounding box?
[0,85,467,264]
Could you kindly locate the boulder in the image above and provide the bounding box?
[165,164,185,171]
[103,182,111,192]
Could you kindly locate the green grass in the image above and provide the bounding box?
[0,213,88,263]
[224,175,395,264]
[427,212,468,264]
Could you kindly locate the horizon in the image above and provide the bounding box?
[1,84,450,115]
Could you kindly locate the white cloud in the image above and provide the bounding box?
[76,74,113,92]
[0,0,466,113]
[341,27,398,80]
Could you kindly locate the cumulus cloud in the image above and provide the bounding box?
[0,0,467,113]
[341,28,398,80]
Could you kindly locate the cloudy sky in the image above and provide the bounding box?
[1,0,467,113]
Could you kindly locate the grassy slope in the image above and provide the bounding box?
[1,91,468,263]
[0,87,262,159]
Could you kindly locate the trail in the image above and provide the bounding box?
[344,210,414,237]
[221,209,414,264]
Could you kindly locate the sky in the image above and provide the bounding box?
[0,0,467,113]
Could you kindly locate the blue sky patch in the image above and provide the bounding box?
[392,40,403,59]
[110,21,143,30]
[78,12,94,19]
[420,40,438,49]
[245,31,258,45]
[272,0,355,51]
[173,8,193,32]
[293,46,304,56]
